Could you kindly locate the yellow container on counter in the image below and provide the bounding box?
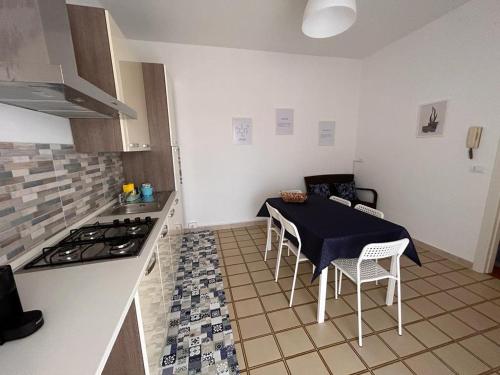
[122,183,135,193]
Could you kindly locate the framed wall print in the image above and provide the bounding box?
[318,121,335,146]
[232,117,252,145]
[417,100,447,137]
[275,108,294,135]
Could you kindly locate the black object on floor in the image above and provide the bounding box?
[0,265,44,345]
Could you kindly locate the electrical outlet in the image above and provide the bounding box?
[353,158,364,163]
[470,165,485,174]
[188,221,197,229]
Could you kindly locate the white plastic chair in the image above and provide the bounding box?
[332,238,409,346]
[354,203,384,219]
[352,203,385,285]
[264,203,287,261]
[330,195,352,207]
[274,213,311,307]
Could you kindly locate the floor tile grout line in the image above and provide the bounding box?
[215,226,500,374]
[224,229,307,374]
[223,237,500,318]
[224,229,393,373]
[232,235,296,375]
[227,227,291,374]
[224,228,314,374]
[225,258,497,315]
[217,232,249,372]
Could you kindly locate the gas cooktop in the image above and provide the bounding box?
[23,217,157,271]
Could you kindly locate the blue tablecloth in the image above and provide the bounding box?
[257,196,421,280]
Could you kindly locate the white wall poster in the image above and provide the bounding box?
[275,108,294,135]
[232,117,252,145]
[318,121,335,146]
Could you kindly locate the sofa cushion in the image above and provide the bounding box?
[333,181,357,201]
[308,183,331,198]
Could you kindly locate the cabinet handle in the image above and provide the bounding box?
[169,208,175,218]
[142,144,150,148]
[145,252,157,276]
[129,143,140,148]
[160,225,168,238]
[175,198,179,205]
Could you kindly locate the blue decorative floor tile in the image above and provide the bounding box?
[161,230,239,375]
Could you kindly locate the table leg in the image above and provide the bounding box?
[386,256,397,305]
[317,267,328,323]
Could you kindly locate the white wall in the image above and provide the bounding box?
[126,42,362,226]
[355,0,500,262]
[0,104,73,144]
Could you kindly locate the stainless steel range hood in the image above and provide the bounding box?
[0,0,136,119]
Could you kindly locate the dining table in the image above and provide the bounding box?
[257,195,421,323]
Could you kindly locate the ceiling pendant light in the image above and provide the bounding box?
[302,0,357,38]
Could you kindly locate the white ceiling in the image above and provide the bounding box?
[97,0,470,58]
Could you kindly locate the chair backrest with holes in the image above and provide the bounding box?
[354,204,384,219]
[359,239,409,262]
[266,202,282,224]
[330,195,352,207]
[279,215,302,250]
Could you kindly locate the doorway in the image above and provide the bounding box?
[473,138,500,274]
[491,232,500,279]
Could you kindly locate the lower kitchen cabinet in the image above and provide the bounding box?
[135,195,184,374]
[104,195,184,375]
[165,192,183,297]
[158,228,176,312]
[166,191,184,236]
[102,302,145,375]
[136,245,167,375]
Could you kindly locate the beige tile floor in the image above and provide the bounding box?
[215,224,500,375]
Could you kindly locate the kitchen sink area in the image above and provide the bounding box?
[103,191,172,216]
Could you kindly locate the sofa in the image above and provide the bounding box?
[304,174,378,208]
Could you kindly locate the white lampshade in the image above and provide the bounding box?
[302,0,357,38]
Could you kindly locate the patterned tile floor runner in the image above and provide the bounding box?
[161,230,239,375]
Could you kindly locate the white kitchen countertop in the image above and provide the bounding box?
[0,192,176,375]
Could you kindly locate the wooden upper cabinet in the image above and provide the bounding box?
[119,61,151,150]
[67,5,150,153]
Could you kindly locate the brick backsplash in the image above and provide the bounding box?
[0,142,124,264]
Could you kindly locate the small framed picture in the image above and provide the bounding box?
[232,117,252,145]
[417,100,447,137]
[318,121,335,146]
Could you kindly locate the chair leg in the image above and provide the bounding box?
[375,259,379,285]
[289,256,300,307]
[265,219,272,261]
[357,283,363,347]
[334,266,338,299]
[338,271,343,295]
[274,239,284,282]
[397,277,402,336]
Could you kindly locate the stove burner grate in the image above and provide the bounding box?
[49,245,83,263]
[80,229,104,240]
[22,216,156,271]
[127,225,142,235]
[109,240,136,255]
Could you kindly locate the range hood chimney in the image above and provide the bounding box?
[0,0,136,119]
